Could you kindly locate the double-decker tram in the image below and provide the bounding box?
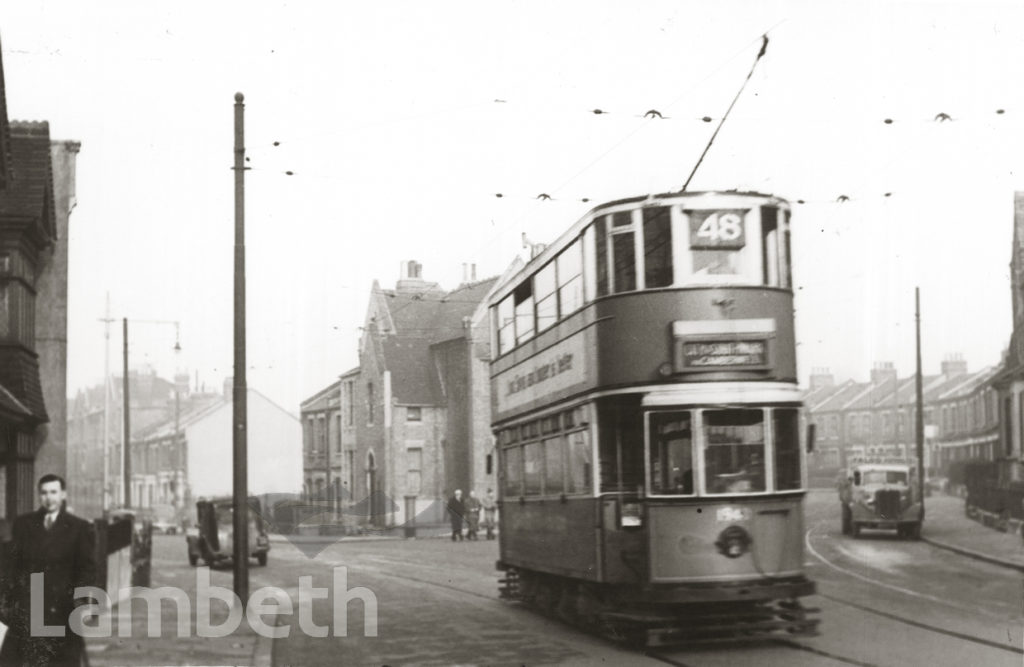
[488,190,818,645]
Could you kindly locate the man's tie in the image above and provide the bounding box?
[44,513,55,530]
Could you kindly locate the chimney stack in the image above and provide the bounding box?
[809,367,834,390]
[870,361,897,385]
[941,353,967,377]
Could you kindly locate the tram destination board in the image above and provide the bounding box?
[679,339,768,369]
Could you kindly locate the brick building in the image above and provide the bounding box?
[301,260,518,529]
[66,368,222,518]
[0,43,77,535]
[805,358,1000,483]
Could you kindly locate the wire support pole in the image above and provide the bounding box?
[232,92,250,602]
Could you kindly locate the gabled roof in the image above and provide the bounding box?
[369,276,500,405]
[300,379,341,412]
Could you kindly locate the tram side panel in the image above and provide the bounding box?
[594,288,796,386]
[499,497,601,581]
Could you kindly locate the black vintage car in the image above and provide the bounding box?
[185,496,269,566]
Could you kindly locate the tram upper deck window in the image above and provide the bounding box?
[513,282,534,344]
[496,296,515,355]
[643,207,673,288]
[703,409,767,494]
[535,261,557,333]
[557,241,583,316]
[648,411,694,495]
[595,212,636,295]
[687,209,746,277]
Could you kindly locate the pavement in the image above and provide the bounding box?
[919,492,1024,571]
[84,563,273,667]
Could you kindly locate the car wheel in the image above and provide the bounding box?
[257,552,268,566]
[841,505,852,535]
[188,554,198,567]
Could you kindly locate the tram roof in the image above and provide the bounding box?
[489,189,791,305]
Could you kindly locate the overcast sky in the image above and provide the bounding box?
[5,0,1023,412]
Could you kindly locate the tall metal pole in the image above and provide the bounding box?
[232,92,250,601]
[102,293,112,511]
[914,287,926,519]
[123,318,131,508]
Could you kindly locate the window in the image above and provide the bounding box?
[318,416,327,453]
[595,216,609,297]
[535,262,558,333]
[407,406,422,422]
[367,383,375,424]
[346,381,354,426]
[643,207,673,288]
[774,408,801,491]
[407,447,422,494]
[703,409,766,494]
[497,295,515,354]
[504,446,523,496]
[335,415,342,453]
[514,282,535,344]
[611,230,636,293]
[761,206,779,286]
[648,411,693,495]
[543,437,563,494]
[557,241,583,317]
[687,209,745,276]
[523,442,543,495]
[566,431,591,494]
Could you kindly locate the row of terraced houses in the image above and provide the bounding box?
[806,192,1024,489]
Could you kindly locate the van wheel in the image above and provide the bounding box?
[257,552,268,566]
[908,522,922,540]
[188,554,198,567]
[841,506,852,535]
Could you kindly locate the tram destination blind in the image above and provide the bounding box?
[680,340,767,368]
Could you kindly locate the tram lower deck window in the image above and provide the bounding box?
[703,409,766,494]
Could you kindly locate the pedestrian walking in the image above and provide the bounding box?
[465,490,482,540]
[0,473,96,667]
[447,489,465,541]
[481,488,498,540]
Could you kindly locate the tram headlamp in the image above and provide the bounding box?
[715,526,751,559]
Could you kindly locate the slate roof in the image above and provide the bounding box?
[375,277,499,405]
[809,368,995,415]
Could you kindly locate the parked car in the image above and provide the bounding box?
[186,496,269,567]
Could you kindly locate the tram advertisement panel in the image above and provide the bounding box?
[494,334,589,418]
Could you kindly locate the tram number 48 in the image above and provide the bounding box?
[689,210,746,249]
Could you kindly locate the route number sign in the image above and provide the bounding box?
[687,209,747,249]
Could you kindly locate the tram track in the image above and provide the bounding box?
[804,520,1024,657]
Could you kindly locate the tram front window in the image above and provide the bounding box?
[703,409,766,494]
[648,411,694,495]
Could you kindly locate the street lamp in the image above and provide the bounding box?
[121,318,181,509]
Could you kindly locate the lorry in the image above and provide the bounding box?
[838,461,922,539]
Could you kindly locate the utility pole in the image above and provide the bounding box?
[232,92,250,602]
[100,293,114,512]
[914,287,926,519]
[123,318,131,508]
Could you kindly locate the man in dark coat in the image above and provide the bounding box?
[0,474,97,666]
[447,489,465,542]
